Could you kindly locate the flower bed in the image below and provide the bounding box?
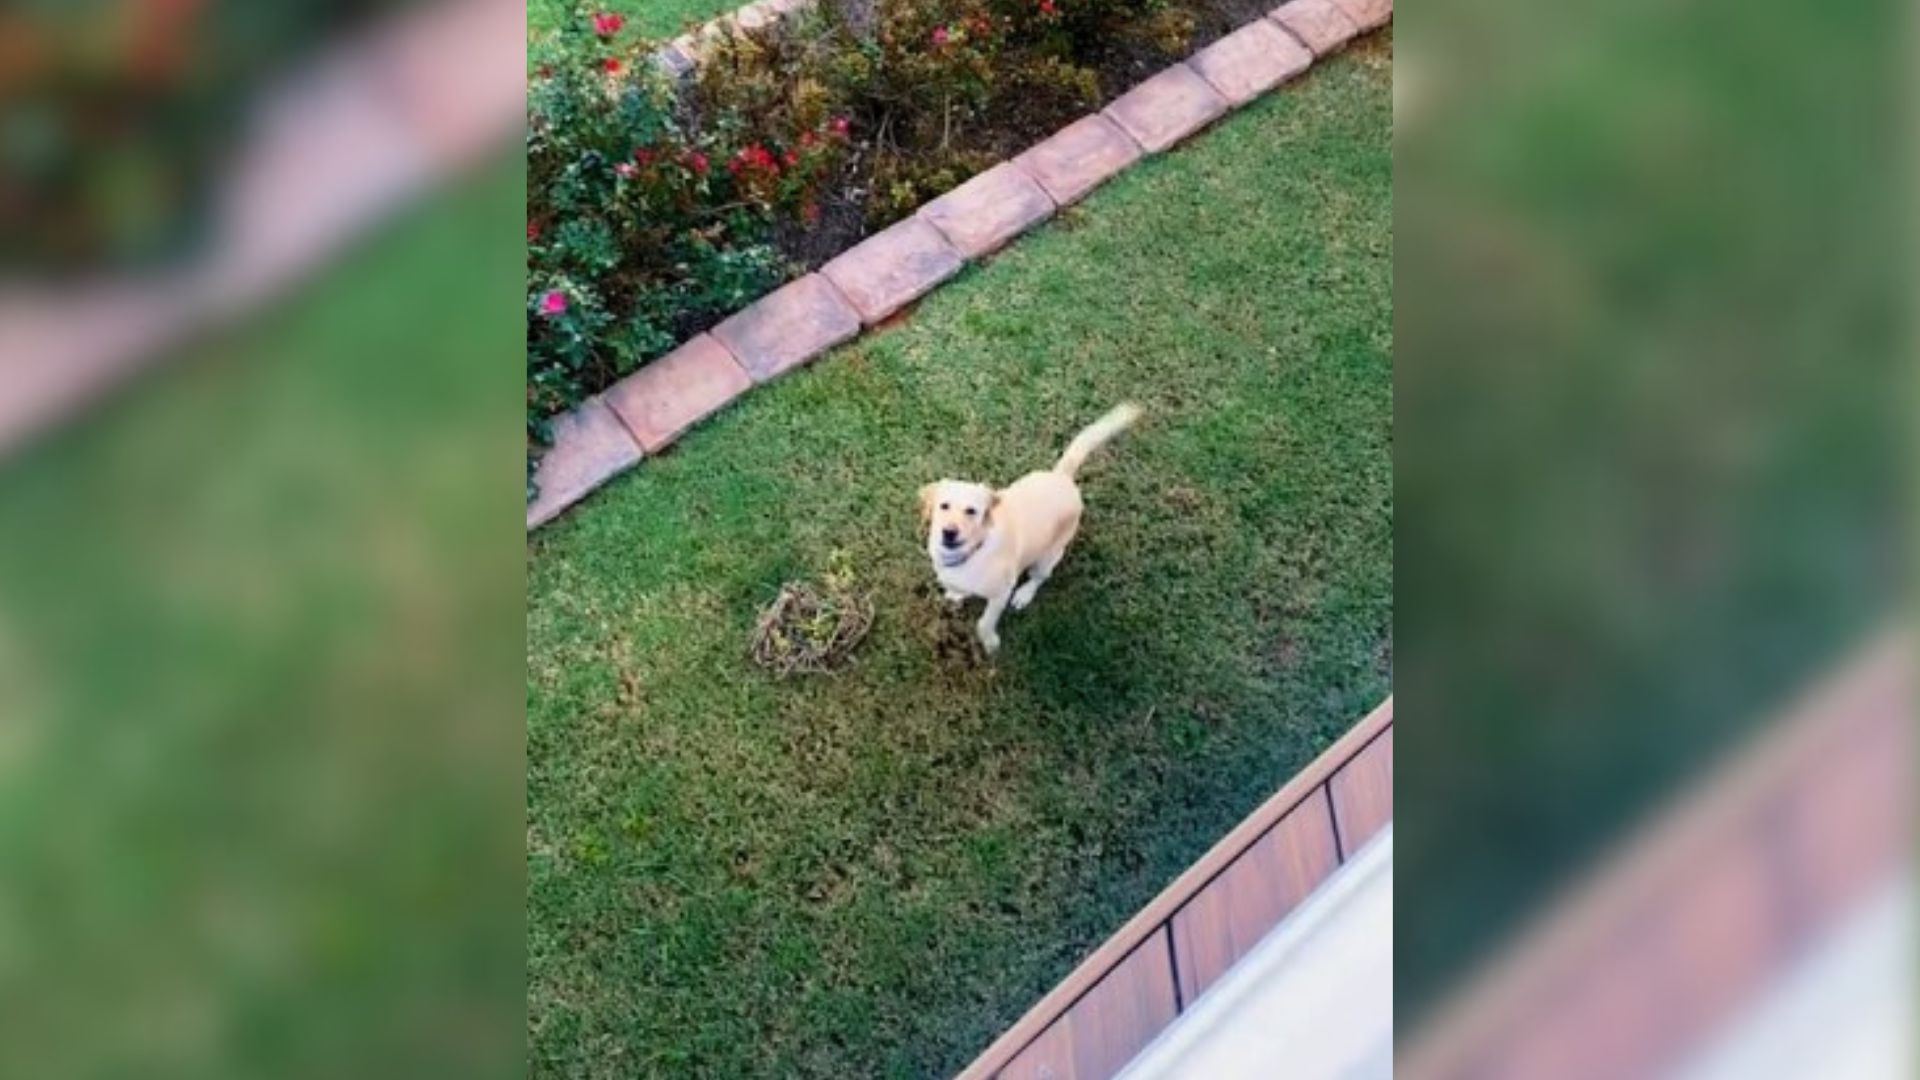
[7,1,427,274]
[525,0,1275,453]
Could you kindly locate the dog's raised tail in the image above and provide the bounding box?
[1054,403,1142,479]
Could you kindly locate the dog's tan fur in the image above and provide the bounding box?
[920,404,1141,653]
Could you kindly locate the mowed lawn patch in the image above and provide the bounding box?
[527,35,1391,1080]
[530,0,732,37]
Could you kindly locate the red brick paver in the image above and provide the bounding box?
[820,217,965,324]
[1190,19,1315,106]
[1102,63,1231,154]
[918,164,1056,258]
[731,0,777,29]
[603,333,752,452]
[1013,114,1144,206]
[653,40,699,78]
[527,398,642,528]
[1270,0,1360,56]
[1330,0,1391,31]
[371,0,526,170]
[710,273,862,382]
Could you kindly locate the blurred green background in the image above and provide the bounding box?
[1395,0,1905,1026]
[0,159,526,1079]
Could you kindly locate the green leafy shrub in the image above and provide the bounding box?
[693,0,1149,227]
[527,4,848,443]
[6,1,426,272]
[527,0,1203,483]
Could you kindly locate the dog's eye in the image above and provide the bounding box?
[939,503,949,511]
[964,507,977,516]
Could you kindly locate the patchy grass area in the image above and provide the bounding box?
[528,34,1390,1080]
[530,0,732,37]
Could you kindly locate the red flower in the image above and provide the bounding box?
[592,12,625,35]
[527,220,542,242]
[829,116,851,138]
[800,131,818,148]
[634,147,656,166]
[783,150,800,168]
[539,291,568,317]
[602,57,623,74]
[931,25,950,47]
[731,144,779,174]
[688,151,710,175]
[1039,0,1058,13]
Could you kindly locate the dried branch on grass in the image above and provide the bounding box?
[750,579,875,677]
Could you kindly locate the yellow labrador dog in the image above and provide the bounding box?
[920,404,1141,654]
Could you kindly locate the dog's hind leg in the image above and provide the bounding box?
[1011,540,1070,611]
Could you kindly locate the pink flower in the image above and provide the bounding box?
[592,12,625,35]
[539,290,568,317]
[931,25,950,47]
[783,150,800,168]
[1039,0,1058,13]
[527,219,542,242]
[829,116,851,138]
[615,161,638,179]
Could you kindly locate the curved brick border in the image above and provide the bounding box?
[528,0,1390,530]
[1,0,525,462]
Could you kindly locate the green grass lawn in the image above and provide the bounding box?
[527,34,1391,1080]
[530,0,735,37]
[0,162,526,1076]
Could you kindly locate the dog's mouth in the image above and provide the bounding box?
[933,539,974,567]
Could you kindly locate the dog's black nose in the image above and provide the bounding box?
[941,528,960,547]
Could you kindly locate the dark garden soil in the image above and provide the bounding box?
[695,0,1286,282]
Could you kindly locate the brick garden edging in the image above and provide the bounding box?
[0,0,524,461]
[528,0,1391,530]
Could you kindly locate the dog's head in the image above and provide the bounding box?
[920,480,997,566]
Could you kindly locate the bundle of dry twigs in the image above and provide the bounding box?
[750,578,874,677]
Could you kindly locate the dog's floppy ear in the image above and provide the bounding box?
[918,483,937,524]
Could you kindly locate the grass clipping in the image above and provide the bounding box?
[750,559,874,678]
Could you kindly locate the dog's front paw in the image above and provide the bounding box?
[977,628,1000,654]
[1010,584,1037,611]
[944,589,966,606]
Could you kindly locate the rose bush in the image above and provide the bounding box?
[527,4,847,447]
[528,0,1205,481]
